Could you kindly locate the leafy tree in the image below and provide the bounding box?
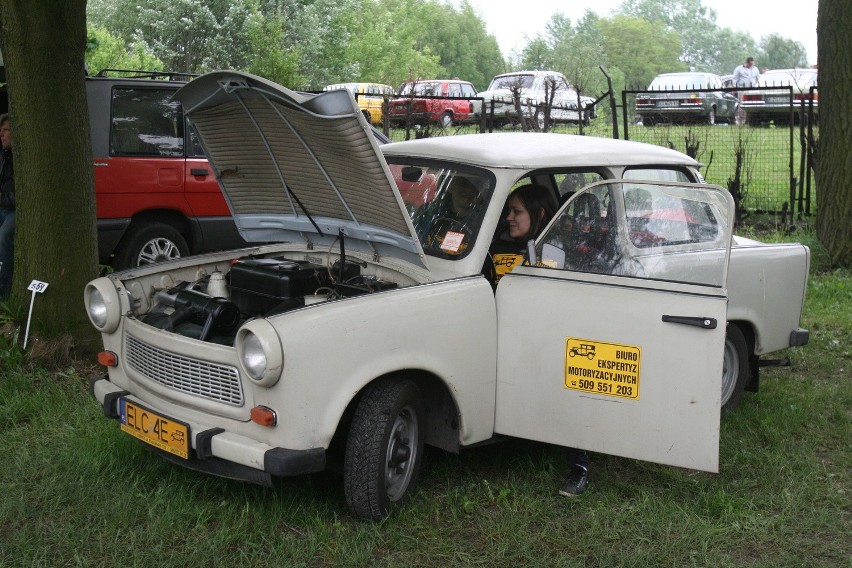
[600,15,684,88]
[412,0,504,89]
[85,26,164,75]
[815,0,851,266]
[0,1,100,348]
[618,0,717,70]
[244,11,303,87]
[757,34,808,70]
[344,0,443,88]
[87,0,255,73]
[272,0,360,89]
[705,27,758,76]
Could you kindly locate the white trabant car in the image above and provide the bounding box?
[478,70,596,128]
[85,72,809,520]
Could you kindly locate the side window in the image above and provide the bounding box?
[186,123,206,158]
[462,84,476,97]
[540,185,619,275]
[623,168,694,183]
[448,84,461,97]
[555,172,606,203]
[538,182,731,286]
[110,87,184,157]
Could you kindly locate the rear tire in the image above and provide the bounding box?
[708,106,716,125]
[439,111,453,128]
[114,222,189,269]
[722,324,750,412]
[344,378,425,521]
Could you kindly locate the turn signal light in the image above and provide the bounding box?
[97,351,118,367]
[250,406,277,427]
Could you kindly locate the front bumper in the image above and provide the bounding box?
[90,375,326,485]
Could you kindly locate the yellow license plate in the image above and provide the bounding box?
[119,399,190,459]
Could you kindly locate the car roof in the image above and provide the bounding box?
[404,79,472,84]
[381,132,700,170]
[495,70,560,76]
[655,72,717,78]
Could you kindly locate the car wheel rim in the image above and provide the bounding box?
[138,238,182,265]
[721,337,738,406]
[384,404,419,501]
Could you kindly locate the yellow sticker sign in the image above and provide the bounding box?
[565,338,641,400]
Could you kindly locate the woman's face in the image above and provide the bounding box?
[506,195,533,240]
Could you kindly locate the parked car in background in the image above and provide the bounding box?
[739,68,818,124]
[388,79,479,127]
[323,82,396,126]
[85,70,250,269]
[635,72,739,126]
[86,71,809,521]
[478,70,595,128]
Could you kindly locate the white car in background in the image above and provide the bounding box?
[85,71,809,521]
[740,68,819,124]
[478,70,596,128]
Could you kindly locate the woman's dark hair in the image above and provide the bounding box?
[509,184,557,240]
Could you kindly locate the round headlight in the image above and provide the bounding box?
[87,287,108,328]
[236,319,283,387]
[241,332,268,380]
[84,278,122,333]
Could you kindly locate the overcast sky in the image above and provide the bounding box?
[455,0,818,66]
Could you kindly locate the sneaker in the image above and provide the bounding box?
[558,465,589,497]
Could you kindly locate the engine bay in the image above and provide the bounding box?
[139,253,401,345]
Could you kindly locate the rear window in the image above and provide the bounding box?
[110,87,184,157]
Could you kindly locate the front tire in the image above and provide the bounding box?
[344,378,425,521]
[114,222,189,269]
[721,324,750,412]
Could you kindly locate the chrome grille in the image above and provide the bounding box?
[126,335,244,406]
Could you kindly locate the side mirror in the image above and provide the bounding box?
[401,166,423,182]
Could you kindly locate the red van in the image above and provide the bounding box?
[86,71,248,269]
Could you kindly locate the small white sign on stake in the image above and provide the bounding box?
[23,279,49,349]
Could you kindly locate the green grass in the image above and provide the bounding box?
[1,232,848,567]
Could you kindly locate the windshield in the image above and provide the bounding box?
[399,82,443,96]
[488,74,534,90]
[649,74,708,89]
[387,160,495,259]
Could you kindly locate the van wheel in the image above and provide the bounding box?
[114,222,189,269]
[344,378,424,521]
[362,110,372,124]
[721,324,750,412]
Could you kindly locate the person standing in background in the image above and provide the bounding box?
[0,113,15,299]
[732,57,760,88]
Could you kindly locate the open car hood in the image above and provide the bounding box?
[173,71,425,268]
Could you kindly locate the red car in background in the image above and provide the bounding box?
[389,79,480,128]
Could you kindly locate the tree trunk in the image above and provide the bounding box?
[0,1,100,349]
[816,0,852,267]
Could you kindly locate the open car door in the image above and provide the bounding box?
[495,181,734,472]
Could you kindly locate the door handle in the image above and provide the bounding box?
[662,315,717,329]
[190,168,208,176]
